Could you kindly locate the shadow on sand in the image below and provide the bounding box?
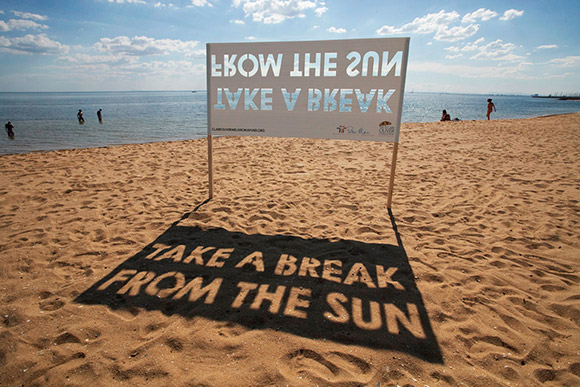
[75,206,442,363]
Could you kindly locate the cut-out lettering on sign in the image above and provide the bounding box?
[207,38,409,143]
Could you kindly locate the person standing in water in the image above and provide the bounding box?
[77,109,85,124]
[5,121,15,138]
[97,109,103,124]
[486,98,496,120]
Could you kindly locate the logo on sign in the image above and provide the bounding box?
[337,125,371,135]
[337,125,350,134]
[378,121,395,136]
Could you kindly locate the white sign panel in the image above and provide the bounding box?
[207,38,409,142]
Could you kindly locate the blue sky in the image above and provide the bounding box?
[0,0,578,94]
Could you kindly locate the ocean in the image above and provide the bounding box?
[1,91,578,155]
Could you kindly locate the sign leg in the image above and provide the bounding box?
[387,142,399,209]
[208,135,214,199]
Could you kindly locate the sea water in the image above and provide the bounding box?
[0,91,578,155]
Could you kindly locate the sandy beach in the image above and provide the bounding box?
[1,113,579,386]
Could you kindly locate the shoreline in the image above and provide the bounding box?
[2,113,579,157]
[1,113,579,385]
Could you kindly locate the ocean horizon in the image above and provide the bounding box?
[1,90,579,155]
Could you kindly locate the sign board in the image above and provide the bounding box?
[207,38,409,143]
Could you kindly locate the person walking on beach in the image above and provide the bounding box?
[97,109,103,124]
[5,121,15,138]
[440,109,451,121]
[77,109,85,124]
[486,98,496,120]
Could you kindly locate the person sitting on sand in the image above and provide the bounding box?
[486,98,496,120]
[77,109,85,124]
[440,109,451,121]
[5,121,15,137]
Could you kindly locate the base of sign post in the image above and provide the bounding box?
[387,142,399,209]
[208,134,214,199]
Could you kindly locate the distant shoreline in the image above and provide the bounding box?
[532,95,580,101]
[0,90,574,97]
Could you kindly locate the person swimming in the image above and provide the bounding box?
[77,109,85,124]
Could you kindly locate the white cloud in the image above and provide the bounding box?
[469,39,522,61]
[233,0,323,24]
[105,0,147,3]
[32,58,206,91]
[462,37,486,51]
[328,26,346,33]
[500,9,524,21]
[547,56,580,68]
[410,60,533,80]
[230,19,245,24]
[0,19,49,31]
[435,24,479,42]
[58,53,139,66]
[57,58,205,79]
[121,60,205,75]
[10,11,48,21]
[314,6,327,17]
[245,36,256,40]
[542,71,574,79]
[445,53,463,59]
[154,2,176,7]
[376,10,478,42]
[51,41,207,89]
[377,10,459,35]
[0,33,69,55]
[446,37,485,52]
[53,48,208,86]
[185,48,206,58]
[94,35,200,56]
[536,44,557,50]
[445,38,521,61]
[462,8,497,23]
[190,0,213,7]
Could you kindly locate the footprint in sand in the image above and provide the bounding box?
[216,321,248,338]
[278,348,374,385]
[164,337,184,352]
[534,368,559,383]
[39,296,65,312]
[54,332,81,345]
[107,306,140,321]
